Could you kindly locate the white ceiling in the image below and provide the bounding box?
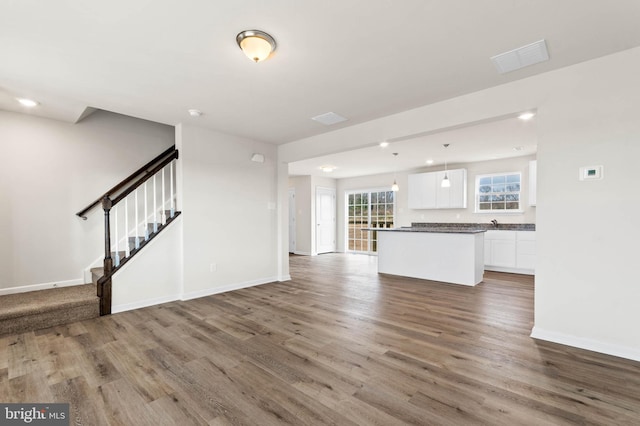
[2,1,640,147]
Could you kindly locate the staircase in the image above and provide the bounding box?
[91,212,181,289]
[0,146,180,336]
[0,285,99,336]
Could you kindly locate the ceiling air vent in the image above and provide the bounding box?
[490,39,549,74]
[311,112,347,126]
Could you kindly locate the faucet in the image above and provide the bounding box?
[491,219,498,228]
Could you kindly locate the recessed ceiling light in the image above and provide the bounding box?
[311,112,347,126]
[513,146,524,151]
[16,98,39,108]
[425,159,434,165]
[320,165,336,173]
[188,109,203,117]
[518,112,536,121]
[379,141,389,148]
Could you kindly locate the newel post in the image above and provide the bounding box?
[100,196,113,315]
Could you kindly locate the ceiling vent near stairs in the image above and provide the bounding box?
[311,112,348,126]
[491,39,549,74]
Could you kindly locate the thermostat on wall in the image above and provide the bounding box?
[579,165,603,181]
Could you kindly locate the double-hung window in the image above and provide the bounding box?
[476,172,521,212]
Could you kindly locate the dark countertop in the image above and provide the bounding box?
[367,222,535,234]
[411,222,535,231]
[368,227,486,234]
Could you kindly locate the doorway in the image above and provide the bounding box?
[346,189,395,254]
[316,187,336,254]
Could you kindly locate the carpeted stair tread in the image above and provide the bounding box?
[0,285,99,336]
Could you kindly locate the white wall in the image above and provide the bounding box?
[278,46,640,361]
[111,216,183,313]
[177,124,278,300]
[0,110,174,291]
[288,176,312,255]
[531,49,640,360]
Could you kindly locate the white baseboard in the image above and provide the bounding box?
[111,294,180,314]
[181,276,278,301]
[485,266,534,275]
[293,251,312,256]
[530,326,640,362]
[279,275,292,282]
[0,278,86,296]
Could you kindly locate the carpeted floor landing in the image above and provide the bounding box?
[0,284,99,336]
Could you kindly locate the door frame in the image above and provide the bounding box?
[315,186,336,254]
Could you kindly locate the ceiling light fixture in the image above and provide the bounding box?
[391,153,399,192]
[518,111,536,121]
[320,165,336,173]
[17,98,39,108]
[236,30,276,63]
[379,141,389,148]
[426,159,434,165]
[441,144,451,188]
[188,109,203,117]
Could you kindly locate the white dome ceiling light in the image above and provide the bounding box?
[236,30,277,63]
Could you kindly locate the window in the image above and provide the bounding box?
[476,172,521,212]
[347,190,395,253]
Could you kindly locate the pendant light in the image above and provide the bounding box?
[391,152,399,192]
[441,144,451,188]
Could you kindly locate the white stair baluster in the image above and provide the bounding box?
[144,181,149,240]
[124,197,130,258]
[114,204,120,267]
[161,166,166,224]
[170,160,175,217]
[134,188,140,249]
[153,174,157,232]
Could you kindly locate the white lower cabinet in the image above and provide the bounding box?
[516,231,536,270]
[484,230,535,274]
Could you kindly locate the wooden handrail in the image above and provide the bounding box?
[111,150,178,206]
[75,145,178,219]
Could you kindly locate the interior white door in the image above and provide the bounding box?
[316,187,336,254]
[288,189,296,253]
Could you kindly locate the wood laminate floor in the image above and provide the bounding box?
[1,253,640,425]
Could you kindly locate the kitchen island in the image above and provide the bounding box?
[373,226,486,286]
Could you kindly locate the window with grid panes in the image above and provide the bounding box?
[347,190,395,253]
[476,172,521,212]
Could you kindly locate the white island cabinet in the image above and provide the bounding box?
[376,228,485,286]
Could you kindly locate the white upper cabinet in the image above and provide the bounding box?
[529,160,537,206]
[408,169,467,209]
[408,172,437,209]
